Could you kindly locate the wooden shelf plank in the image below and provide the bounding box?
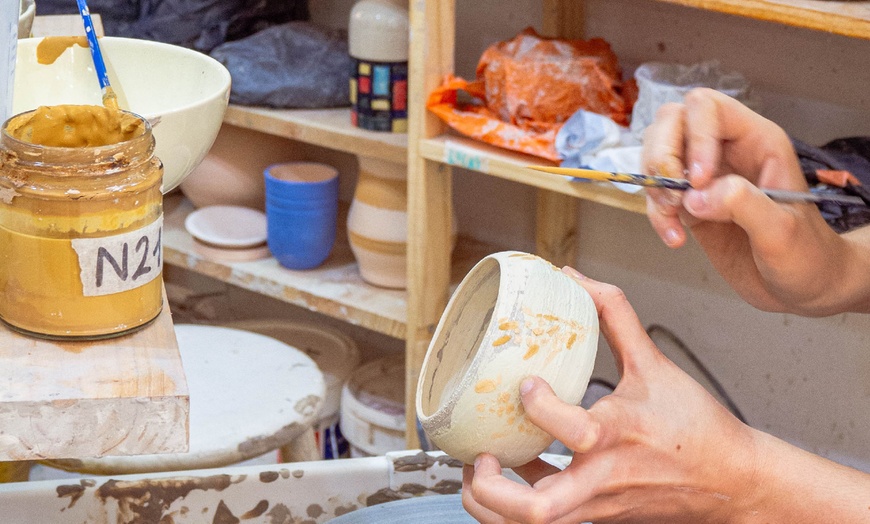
[0,294,189,461]
[655,0,870,39]
[163,194,497,340]
[419,135,647,215]
[222,106,409,165]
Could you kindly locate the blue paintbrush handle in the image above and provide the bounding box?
[76,0,110,90]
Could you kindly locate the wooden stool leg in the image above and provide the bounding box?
[0,461,31,483]
[279,427,320,463]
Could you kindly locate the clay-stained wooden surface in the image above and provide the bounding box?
[0,295,189,461]
[222,106,408,165]
[657,0,870,39]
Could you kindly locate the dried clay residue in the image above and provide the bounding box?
[392,451,463,472]
[94,474,244,523]
[56,479,96,509]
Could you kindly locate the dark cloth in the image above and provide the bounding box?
[793,137,870,233]
[209,22,351,108]
[36,0,308,53]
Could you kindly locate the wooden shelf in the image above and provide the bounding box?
[0,295,189,461]
[163,193,498,340]
[419,135,647,215]
[655,0,870,39]
[223,105,409,165]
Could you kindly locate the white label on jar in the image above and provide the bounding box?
[71,217,163,297]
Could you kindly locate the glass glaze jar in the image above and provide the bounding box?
[0,105,164,339]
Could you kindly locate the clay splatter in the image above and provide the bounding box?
[56,480,91,509]
[523,344,540,360]
[240,500,269,519]
[492,334,511,346]
[295,395,322,416]
[392,450,460,472]
[213,500,239,524]
[94,474,244,523]
[334,504,358,516]
[475,379,497,393]
[430,480,462,495]
[259,471,279,483]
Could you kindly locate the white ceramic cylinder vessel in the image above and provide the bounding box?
[416,251,599,467]
[348,0,409,62]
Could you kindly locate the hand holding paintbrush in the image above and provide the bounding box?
[527,165,867,207]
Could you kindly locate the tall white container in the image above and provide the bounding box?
[348,0,409,132]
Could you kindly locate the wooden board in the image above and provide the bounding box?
[223,106,408,165]
[420,135,647,215]
[162,194,497,341]
[0,291,189,461]
[656,0,870,39]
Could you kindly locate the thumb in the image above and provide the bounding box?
[519,376,602,453]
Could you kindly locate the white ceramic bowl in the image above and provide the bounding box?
[13,37,231,193]
[416,251,599,467]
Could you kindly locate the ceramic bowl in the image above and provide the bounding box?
[416,251,599,467]
[13,36,231,193]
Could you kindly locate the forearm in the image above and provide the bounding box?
[740,218,870,317]
[835,225,870,314]
[735,430,870,523]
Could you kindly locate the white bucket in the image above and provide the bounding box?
[225,319,361,458]
[340,354,406,457]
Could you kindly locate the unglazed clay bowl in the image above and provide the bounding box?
[13,37,231,193]
[416,251,599,467]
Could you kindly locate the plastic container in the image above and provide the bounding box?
[340,354,406,457]
[630,60,754,136]
[264,162,339,270]
[0,106,164,339]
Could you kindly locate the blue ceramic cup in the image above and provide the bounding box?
[264,162,339,269]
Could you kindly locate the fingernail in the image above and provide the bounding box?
[664,228,681,246]
[562,266,585,280]
[689,161,704,182]
[520,377,535,396]
[474,456,481,469]
[684,190,708,214]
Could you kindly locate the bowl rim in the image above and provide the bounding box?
[16,36,232,119]
[415,251,522,429]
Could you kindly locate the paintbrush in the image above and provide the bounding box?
[76,0,119,110]
[527,165,867,207]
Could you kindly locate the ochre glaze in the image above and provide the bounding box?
[7,105,143,148]
[36,36,88,65]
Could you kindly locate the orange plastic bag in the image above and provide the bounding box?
[427,28,636,161]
